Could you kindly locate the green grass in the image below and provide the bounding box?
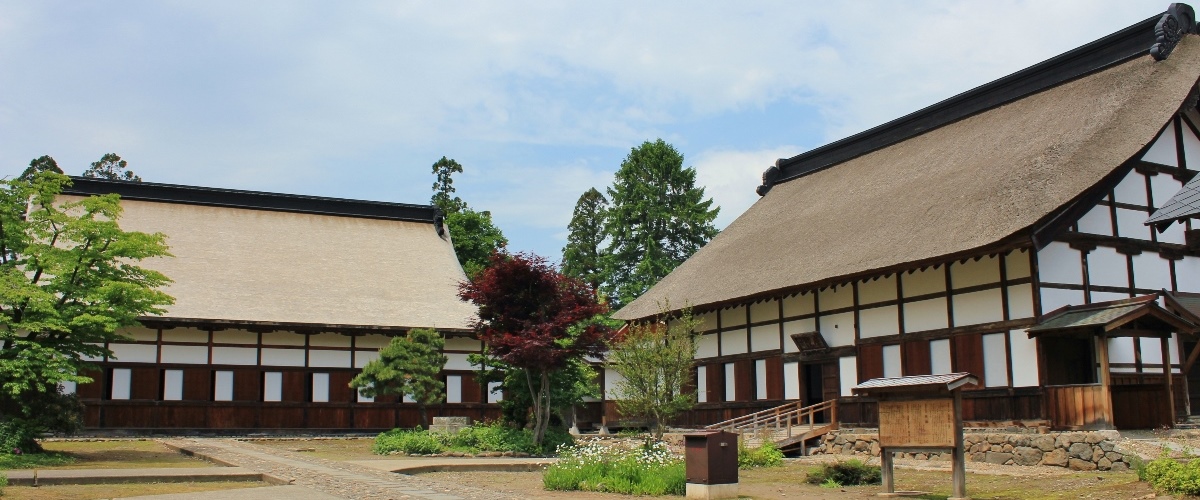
[372,422,573,456]
[0,440,213,470]
[0,452,75,469]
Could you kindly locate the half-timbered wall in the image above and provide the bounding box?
[76,327,499,430]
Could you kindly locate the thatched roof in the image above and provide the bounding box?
[62,178,475,331]
[615,33,1200,321]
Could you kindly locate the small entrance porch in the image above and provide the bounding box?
[1029,294,1198,430]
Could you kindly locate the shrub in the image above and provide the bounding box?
[1142,456,1200,495]
[805,459,882,487]
[544,438,685,496]
[0,452,74,469]
[373,428,445,455]
[739,441,784,469]
[0,470,6,492]
[0,420,43,455]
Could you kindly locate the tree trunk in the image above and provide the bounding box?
[418,404,429,429]
[537,371,551,445]
[525,370,545,446]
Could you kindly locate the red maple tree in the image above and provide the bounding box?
[458,251,612,444]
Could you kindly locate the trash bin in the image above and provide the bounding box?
[683,430,738,500]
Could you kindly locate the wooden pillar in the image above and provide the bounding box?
[950,391,967,500]
[1097,335,1114,428]
[881,448,894,494]
[1164,336,1176,427]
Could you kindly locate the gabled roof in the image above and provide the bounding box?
[1146,173,1200,228]
[62,178,475,332]
[616,19,1200,321]
[853,373,978,397]
[1027,294,1197,338]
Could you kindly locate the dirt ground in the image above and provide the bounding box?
[1,481,269,500]
[36,440,217,469]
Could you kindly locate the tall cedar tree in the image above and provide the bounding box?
[458,251,613,445]
[430,157,507,277]
[349,328,447,429]
[18,155,63,181]
[0,172,173,451]
[560,188,608,294]
[604,139,718,306]
[82,153,142,182]
[607,306,699,438]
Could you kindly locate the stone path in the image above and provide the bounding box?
[161,438,515,500]
[126,485,343,500]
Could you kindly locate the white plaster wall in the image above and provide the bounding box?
[721,329,749,355]
[1009,330,1039,387]
[446,375,461,403]
[858,275,897,304]
[724,363,736,402]
[604,368,626,399]
[952,256,1001,288]
[1178,256,1200,293]
[60,381,76,395]
[309,350,352,368]
[1159,220,1188,245]
[819,312,855,347]
[750,325,780,351]
[1076,205,1112,236]
[1108,337,1136,364]
[310,333,351,348]
[1088,247,1129,288]
[110,343,157,363]
[952,289,1004,326]
[487,381,503,403]
[1133,253,1174,291]
[1005,250,1031,279]
[83,343,104,362]
[214,371,234,401]
[722,306,748,327]
[1113,171,1148,206]
[1183,120,1200,166]
[696,333,719,358]
[312,373,330,402]
[783,319,816,353]
[819,285,854,311]
[904,298,949,333]
[444,352,474,370]
[1140,338,1166,373]
[262,331,305,346]
[261,348,305,367]
[696,366,708,403]
[212,329,258,344]
[1090,291,1131,303]
[1040,287,1084,313]
[125,327,158,342]
[982,333,1009,387]
[902,266,946,297]
[1007,284,1035,319]
[697,312,718,332]
[930,339,952,375]
[750,300,779,322]
[784,362,800,400]
[356,334,391,349]
[858,305,899,338]
[1150,173,1183,208]
[111,368,131,400]
[782,292,815,317]
[263,372,283,402]
[445,337,482,351]
[839,356,857,397]
[161,345,208,364]
[882,344,901,378]
[212,346,258,366]
[1038,242,1083,285]
[164,327,209,343]
[756,359,768,400]
[163,370,183,401]
[354,350,379,368]
[1141,122,1179,166]
[1115,208,1152,240]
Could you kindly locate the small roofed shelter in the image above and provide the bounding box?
[1027,294,1198,429]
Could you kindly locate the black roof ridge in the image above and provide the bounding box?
[62,176,439,224]
[760,8,1174,193]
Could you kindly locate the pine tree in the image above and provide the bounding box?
[82,153,142,182]
[561,188,608,294]
[18,155,63,181]
[349,328,447,428]
[604,139,719,306]
[428,156,505,277]
[430,156,466,214]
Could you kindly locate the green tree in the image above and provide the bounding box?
[17,155,64,181]
[446,210,507,278]
[561,188,608,294]
[608,306,700,438]
[82,153,141,182]
[349,328,447,429]
[430,156,466,214]
[471,352,601,429]
[0,172,173,451]
[604,139,719,306]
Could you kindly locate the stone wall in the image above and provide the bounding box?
[811,430,1133,471]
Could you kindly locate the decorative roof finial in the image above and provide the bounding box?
[1150,3,1198,61]
[755,159,785,196]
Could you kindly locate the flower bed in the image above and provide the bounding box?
[543,438,685,495]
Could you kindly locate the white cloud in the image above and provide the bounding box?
[692,146,799,229]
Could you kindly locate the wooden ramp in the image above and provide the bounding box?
[705,400,838,454]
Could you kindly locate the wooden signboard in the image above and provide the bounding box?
[878,398,955,448]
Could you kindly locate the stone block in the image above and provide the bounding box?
[1031,435,1056,452]
[1042,449,1069,467]
[1105,451,1124,462]
[1068,458,1097,471]
[1013,446,1043,466]
[1001,444,1014,453]
[1099,441,1114,452]
[1110,462,1129,472]
[1091,447,1105,463]
[1068,442,1092,460]
[985,452,1014,465]
[686,482,738,500]
[987,434,1006,444]
[1098,457,1112,470]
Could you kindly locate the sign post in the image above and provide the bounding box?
[853,373,977,500]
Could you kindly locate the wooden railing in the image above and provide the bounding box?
[705,399,837,446]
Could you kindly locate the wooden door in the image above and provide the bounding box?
[1186,341,1200,415]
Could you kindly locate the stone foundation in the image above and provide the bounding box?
[811,430,1133,471]
[429,416,471,435]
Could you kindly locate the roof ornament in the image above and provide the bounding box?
[1150,3,1198,61]
[755,159,785,196]
[434,209,447,237]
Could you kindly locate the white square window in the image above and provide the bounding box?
[163,370,184,401]
[264,372,282,402]
[214,371,234,401]
[312,373,330,403]
[110,368,131,400]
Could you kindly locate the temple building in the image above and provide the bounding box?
[614,4,1200,430]
[61,177,495,430]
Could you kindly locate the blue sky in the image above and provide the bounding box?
[0,1,1175,261]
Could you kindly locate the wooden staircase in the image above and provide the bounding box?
[704,399,838,454]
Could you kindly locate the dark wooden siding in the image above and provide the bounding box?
[858,344,883,382]
[765,357,783,400]
[902,339,932,376]
[734,360,754,402]
[706,363,724,403]
[183,369,211,401]
[952,334,985,387]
